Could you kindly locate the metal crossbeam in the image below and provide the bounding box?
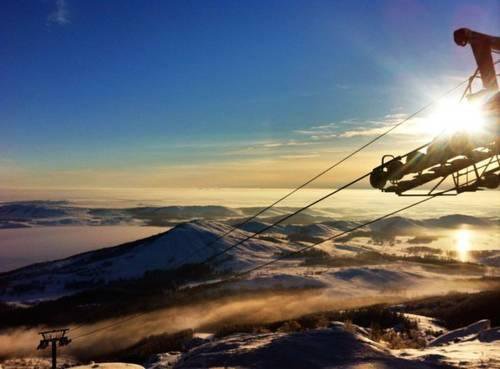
[37,329,71,369]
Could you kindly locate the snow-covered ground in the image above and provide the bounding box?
[1,202,499,368]
[139,319,500,369]
[2,318,498,369]
[0,221,301,302]
[140,320,500,369]
[396,320,500,368]
[148,323,432,369]
[71,363,145,369]
[403,313,447,336]
[0,201,244,228]
[2,218,498,303]
[0,356,78,369]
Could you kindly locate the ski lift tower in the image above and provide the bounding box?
[37,329,71,369]
[369,28,500,196]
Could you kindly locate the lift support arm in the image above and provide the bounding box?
[454,28,500,92]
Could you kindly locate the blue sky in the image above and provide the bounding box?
[1,0,499,189]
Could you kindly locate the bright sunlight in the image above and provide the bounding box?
[455,229,472,262]
[426,98,486,136]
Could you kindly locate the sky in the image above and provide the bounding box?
[1,0,499,191]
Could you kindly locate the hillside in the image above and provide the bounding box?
[0,221,296,302]
[2,213,499,304]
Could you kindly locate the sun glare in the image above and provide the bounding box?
[426,98,486,136]
[455,229,472,262]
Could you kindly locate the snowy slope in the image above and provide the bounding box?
[403,313,447,335]
[71,364,144,369]
[144,320,500,369]
[0,221,296,302]
[396,319,500,368]
[170,322,442,369]
[428,319,491,347]
[2,218,494,303]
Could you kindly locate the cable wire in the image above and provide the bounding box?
[232,196,436,279]
[72,312,147,341]
[199,78,473,265]
[185,78,470,262]
[68,74,474,340]
[205,172,370,263]
[69,187,444,341]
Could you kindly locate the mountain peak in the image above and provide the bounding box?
[0,220,292,302]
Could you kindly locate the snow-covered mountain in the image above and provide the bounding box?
[2,210,499,303]
[0,202,73,220]
[128,206,240,220]
[0,200,497,231]
[0,202,244,228]
[2,216,499,303]
[0,221,296,302]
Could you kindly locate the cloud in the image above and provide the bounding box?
[338,127,389,138]
[260,140,314,148]
[279,153,320,159]
[47,0,70,25]
[218,139,318,157]
[295,113,433,141]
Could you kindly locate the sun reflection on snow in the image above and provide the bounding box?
[455,229,472,262]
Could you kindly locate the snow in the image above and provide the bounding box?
[2,214,498,303]
[403,313,447,335]
[147,320,499,369]
[169,322,442,369]
[2,208,499,368]
[423,214,494,228]
[1,200,495,234]
[397,339,500,368]
[239,261,461,298]
[429,319,490,347]
[395,320,500,368]
[70,363,144,369]
[0,221,297,302]
[146,353,182,369]
[3,320,498,369]
[0,202,244,229]
[0,356,78,369]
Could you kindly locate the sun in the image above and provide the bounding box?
[455,229,471,262]
[426,98,486,136]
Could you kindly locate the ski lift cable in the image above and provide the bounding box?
[229,173,484,281]
[182,77,471,265]
[69,74,476,340]
[196,79,474,265]
[69,155,491,340]
[204,172,370,263]
[70,184,450,341]
[72,312,147,340]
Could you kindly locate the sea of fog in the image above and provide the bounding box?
[0,188,498,272]
[0,187,498,217]
[0,226,165,272]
